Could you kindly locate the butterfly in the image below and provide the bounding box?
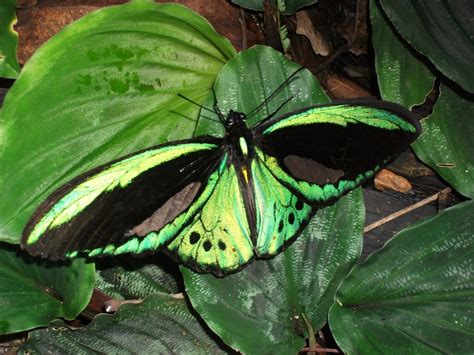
[21,69,420,276]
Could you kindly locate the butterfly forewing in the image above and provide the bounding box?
[254,101,420,205]
[22,138,224,260]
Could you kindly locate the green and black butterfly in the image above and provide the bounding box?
[21,69,420,276]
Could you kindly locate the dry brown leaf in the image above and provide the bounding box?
[319,72,371,99]
[296,10,330,56]
[374,169,413,194]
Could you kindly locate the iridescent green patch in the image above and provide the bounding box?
[26,143,218,245]
[252,159,312,256]
[263,104,417,135]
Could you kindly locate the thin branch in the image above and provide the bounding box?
[364,187,452,234]
[239,8,248,50]
[301,347,341,354]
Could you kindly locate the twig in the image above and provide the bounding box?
[364,187,452,233]
[105,299,143,313]
[239,8,248,50]
[313,44,348,74]
[301,348,340,354]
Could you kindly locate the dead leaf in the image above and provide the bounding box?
[296,10,330,56]
[319,72,371,99]
[374,169,413,194]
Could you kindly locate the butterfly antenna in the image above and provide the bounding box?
[177,93,223,136]
[211,88,227,126]
[177,93,220,117]
[254,95,295,127]
[246,66,306,119]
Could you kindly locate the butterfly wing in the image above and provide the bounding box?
[251,156,314,256]
[165,160,253,274]
[22,137,253,274]
[251,100,420,256]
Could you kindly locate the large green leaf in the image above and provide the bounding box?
[0,246,94,334]
[183,190,364,354]
[19,293,225,354]
[95,255,180,299]
[378,0,474,93]
[183,46,363,353]
[370,0,435,109]
[0,0,19,78]
[231,0,317,15]
[412,85,474,199]
[0,0,236,244]
[197,45,331,136]
[329,200,474,354]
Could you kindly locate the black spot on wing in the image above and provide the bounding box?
[218,240,226,250]
[190,232,200,244]
[288,213,295,225]
[295,198,304,210]
[203,240,212,252]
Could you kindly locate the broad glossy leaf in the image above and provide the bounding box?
[370,0,434,108]
[0,1,235,244]
[412,85,474,198]
[232,0,317,15]
[19,293,225,354]
[197,44,331,136]
[95,255,180,299]
[0,0,19,78]
[378,0,474,93]
[0,246,94,334]
[329,200,474,354]
[183,189,364,354]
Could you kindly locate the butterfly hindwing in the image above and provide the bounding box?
[254,101,420,204]
[166,159,253,274]
[22,138,224,260]
[251,155,313,256]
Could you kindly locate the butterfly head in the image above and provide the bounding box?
[225,110,248,136]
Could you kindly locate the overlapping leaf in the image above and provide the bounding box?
[95,255,180,299]
[371,0,474,198]
[378,0,474,93]
[412,85,474,198]
[232,0,317,15]
[19,293,225,354]
[197,45,330,135]
[0,0,19,78]
[0,0,236,244]
[329,200,474,354]
[0,246,94,334]
[370,0,434,109]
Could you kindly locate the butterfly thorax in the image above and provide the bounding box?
[223,110,253,161]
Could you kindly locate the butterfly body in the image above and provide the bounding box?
[22,98,420,276]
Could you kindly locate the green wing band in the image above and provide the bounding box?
[80,161,226,259]
[255,148,376,203]
[263,104,418,135]
[252,158,312,256]
[26,143,218,245]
